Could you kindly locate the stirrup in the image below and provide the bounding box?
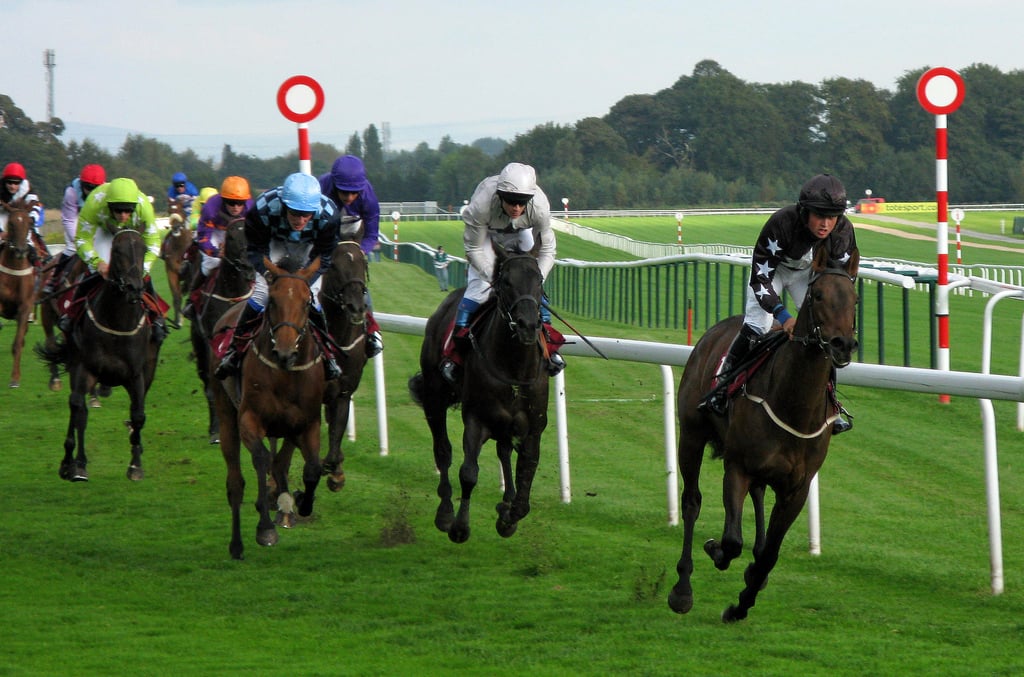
[547,353,566,376]
[215,349,240,380]
[832,406,854,435]
[698,389,728,416]
[440,358,458,385]
[366,331,383,358]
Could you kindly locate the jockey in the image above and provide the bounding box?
[190,186,218,229]
[0,162,49,263]
[698,173,858,434]
[45,164,106,294]
[167,171,199,219]
[317,154,383,358]
[438,162,564,384]
[215,172,342,381]
[61,177,167,343]
[182,176,253,320]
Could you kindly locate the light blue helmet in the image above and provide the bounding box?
[281,172,322,213]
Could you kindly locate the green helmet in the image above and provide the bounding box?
[106,177,140,206]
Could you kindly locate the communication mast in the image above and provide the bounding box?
[382,121,391,154]
[43,49,56,121]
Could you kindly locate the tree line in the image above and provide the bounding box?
[3,59,1022,212]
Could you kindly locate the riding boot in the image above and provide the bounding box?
[542,321,567,376]
[440,299,478,384]
[829,367,854,434]
[32,230,51,263]
[365,311,383,359]
[309,306,341,381]
[698,323,759,415]
[216,302,261,380]
[42,253,69,295]
[182,271,207,321]
[144,277,167,344]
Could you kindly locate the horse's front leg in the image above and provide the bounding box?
[295,423,324,518]
[124,374,147,481]
[705,460,750,570]
[322,393,348,492]
[668,432,707,615]
[495,435,539,538]
[723,483,810,623]
[8,309,31,388]
[215,388,245,559]
[61,367,94,482]
[269,438,297,527]
[750,483,767,560]
[449,418,487,544]
[425,401,455,534]
[240,413,277,549]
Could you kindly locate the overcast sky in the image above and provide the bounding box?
[7,0,1022,158]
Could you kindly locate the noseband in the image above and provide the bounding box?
[494,255,542,337]
[790,268,857,366]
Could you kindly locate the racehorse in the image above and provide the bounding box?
[0,198,38,388]
[409,245,550,543]
[36,229,163,482]
[188,218,253,444]
[270,240,369,506]
[161,196,193,328]
[212,255,326,560]
[668,245,859,622]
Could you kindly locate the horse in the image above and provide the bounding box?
[160,196,193,328]
[36,229,163,482]
[668,245,859,622]
[269,240,369,506]
[0,198,39,388]
[409,245,550,543]
[212,255,326,560]
[188,218,254,445]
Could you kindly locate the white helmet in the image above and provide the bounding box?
[496,162,537,203]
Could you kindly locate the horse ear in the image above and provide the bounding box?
[812,245,830,273]
[844,248,860,279]
[263,256,277,279]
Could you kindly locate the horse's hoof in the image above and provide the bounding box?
[49,378,62,392]
[434,507,455,533]
[667,589,694,614]
[58,463,73,481]
[9,380,20,388]
[256,527,279,548]
[208,434,220,445]
[88,397,101,409]
[126,464,144,481]
[327,472,346,492]
[495,517,518,538]
[71,464,89,482]
[721,605,747,623]
[275,510,296,529]
[447,526,470,544]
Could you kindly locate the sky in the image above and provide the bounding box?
[6,0,1023,160]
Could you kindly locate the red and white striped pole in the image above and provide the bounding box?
[276,75,325,175]
[916,67,965,404]
[675,212,684,248]
[952,208,965,265]
[391,211,401,262]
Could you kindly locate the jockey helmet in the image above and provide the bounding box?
[3,162,27,181]
[220,176,251,201]
[80,164,106,186]
[106,177,140,207]
[281,173,321,214]
[171,171,188,185]
[330,155,367,193]
[798,174,847,217]
[496,162,537,203]
[197,186,218,207]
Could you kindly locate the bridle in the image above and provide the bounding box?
[788,267,857,367]
[265,271,313,353]
[494,253,542,339]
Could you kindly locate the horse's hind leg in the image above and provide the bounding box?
[704,461,750,571]
[322,395,349,492]
[294,425,324,519]
[668,430,706,614]
[722,486,808,623]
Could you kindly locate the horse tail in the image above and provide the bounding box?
[34,339,68,371]
[408,372,425,407]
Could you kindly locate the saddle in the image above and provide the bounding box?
[706,331,788,401]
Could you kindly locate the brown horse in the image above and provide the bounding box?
[161,197,193,328]
[36,229,163,482]
[212,255,326,560]
[0,198,40,388]
[189,218,254,444]
[668,246,859,622]
[270,240,369,504]
[409,245,549,543]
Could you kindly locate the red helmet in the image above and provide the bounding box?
[2,162,27,181]
[80,164,106,186]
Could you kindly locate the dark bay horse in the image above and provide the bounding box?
[212,255,326,560]
[189,218,253,444]
[668,246,859,622]
[161,197,193,328]
[270,240,369,504]
[36,229,162,482]
[0,199,39,388]
[409,246,549,543]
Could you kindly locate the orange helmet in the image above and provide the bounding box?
[219,176,251,201]
[2,162,27,181]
